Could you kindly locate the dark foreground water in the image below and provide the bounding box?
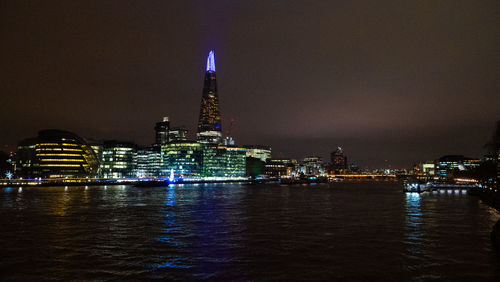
[1,182,500,281]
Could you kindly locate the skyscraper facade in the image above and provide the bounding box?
[331,147,348,172]
[197,50,222,144]
[155,117,170,145]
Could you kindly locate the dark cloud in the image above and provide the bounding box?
[1,0,499,167]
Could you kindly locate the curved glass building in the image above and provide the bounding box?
[16,130,99,178]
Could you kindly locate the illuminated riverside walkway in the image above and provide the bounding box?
[329,174,396,179]
[0,177,253,187]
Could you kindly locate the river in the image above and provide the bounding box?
[1,182,499,280]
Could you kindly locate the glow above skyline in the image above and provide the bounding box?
[206,50,216,72]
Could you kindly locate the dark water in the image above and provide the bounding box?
[1,182,499,281]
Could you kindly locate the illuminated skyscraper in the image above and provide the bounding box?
[330,147,347,172]
[197,50,222,144]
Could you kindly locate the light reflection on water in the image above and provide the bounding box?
[0,183,499,280]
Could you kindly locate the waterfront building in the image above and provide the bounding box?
[162,141,204,178]
[100,141,137,178]
[435,155,480,177]
[422,161,435,175]
[202,145,246,178]
[265,159,297,177]
[300,156,325,176]
[136,145,162,178]
[330,147,347,172]
[15,130,98,178]
[197,50,222,144]
[244,145,272,163]
[162,141,246,179]
[155,117,170,145]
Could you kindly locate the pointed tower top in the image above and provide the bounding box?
[206,50,216,72]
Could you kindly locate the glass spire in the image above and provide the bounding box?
[206,50,216,72]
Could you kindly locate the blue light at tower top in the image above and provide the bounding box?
[206,50,216,72]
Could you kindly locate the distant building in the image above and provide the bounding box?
[265,159,297,177]
[155,117,170,145]
[422,161,435,175]
[168,127,188,142]
[222,137,235,146]
[330,147,347,172]
[15,130,99,178]
[244,145,271,163]
[435,155,480,177]
[197,50,222,144]
[100,141,137,178]
[300,156,325,176]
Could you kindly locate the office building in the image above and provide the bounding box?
[202,145,246,178]
[168,126,188,142]
[265,159,297,177]
[15,130,99,178]
[435,155,480,177]
[162,141,204,178]
[155,117,170,145]
[300,156,325,176]
[100,141,137,178]
[136,145,162,178]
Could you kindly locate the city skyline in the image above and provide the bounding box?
[1,1,499,168]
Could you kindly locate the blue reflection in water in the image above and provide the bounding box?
[152,185,191,271]
[404,192,423,259]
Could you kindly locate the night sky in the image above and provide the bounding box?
[1,0,499,168]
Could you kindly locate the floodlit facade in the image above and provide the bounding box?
[15,130,99,178]
[162,141,204,178]
[136,146,162,178]
[162,142,246,179]
[197,50,222,144]
[422,161,435,175]
[300,156,326,176]
[100,141,137,178]
[244,145,272,163]
[202,145,246,178]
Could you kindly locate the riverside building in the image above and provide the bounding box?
[100,141,137,178]
[265,159,297,177]
[162,141,204,178]
[15,130,99,178]
[136,145,162,178]
[435,155,480,177]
